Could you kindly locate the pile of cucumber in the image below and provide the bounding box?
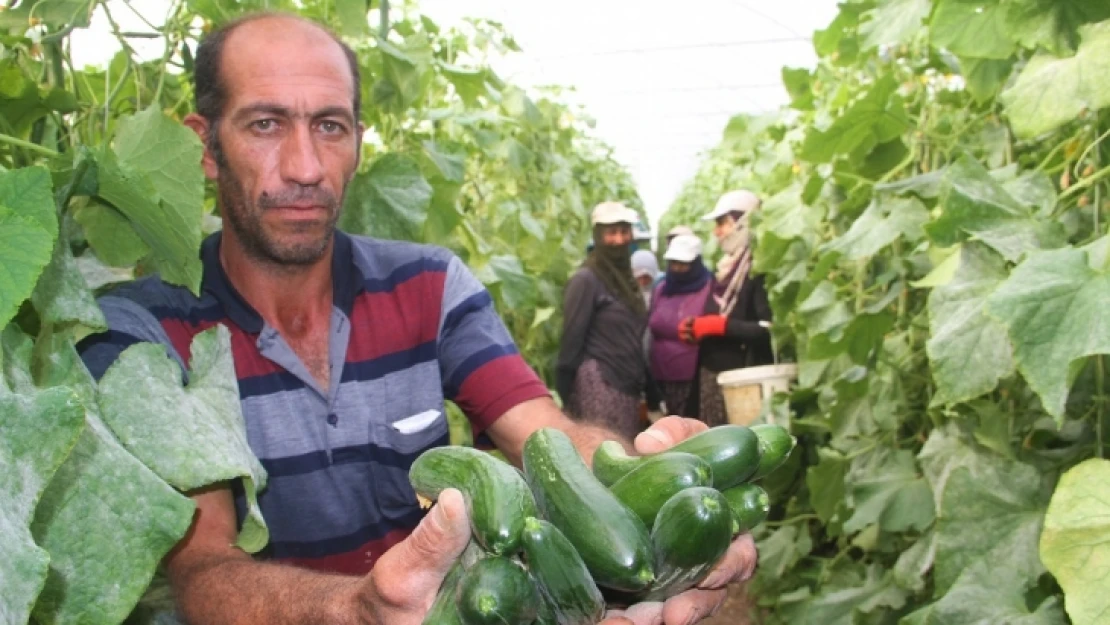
[410,423,795,625]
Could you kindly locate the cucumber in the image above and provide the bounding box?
[523,428,655,592]
[422,559,466,625]
[609,452,714,528]
[409,445,537,555]
[595,425,761,491]
[721,483,769,534]
[644,487,733,602]
[455,556,539,625]
[520,517,605,625]
[750,424,796,480]
[591,440,640,486]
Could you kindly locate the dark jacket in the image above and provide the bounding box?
[556,268,648,402]
[699,273,774,372]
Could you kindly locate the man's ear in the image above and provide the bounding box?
[184,113,219,180]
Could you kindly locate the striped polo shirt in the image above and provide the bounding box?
[79,231,549,574]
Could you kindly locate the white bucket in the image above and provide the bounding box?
[716,364,798,426]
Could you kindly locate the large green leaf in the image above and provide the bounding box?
[844,448,935,534]
[825,195,928,260]
[31,413,195,625]
[1039,459,1110,625]
[926,243,1014,406]
[98,326,269,552]
[485,254,535,311]
[930,0,1016,59]
[926,156,1065,262]
[934,464,1050,594]
[0,388,85,625]
[1005,0,1110,55]
[902,562,1067,625]
[986,243,1110,421]
[800,76,912,164]
[806,448,848,524]
[114,108,206,244]
[72,200,151,268]
[0,0,93,29]
[30,236,107,338]
[0,166,58,240]
[859,0,930,51]
[0,206,55,330]
[95,149,203,295]
[1000,20,1110,138]
[782,565,906,625]
[340,153,433,241]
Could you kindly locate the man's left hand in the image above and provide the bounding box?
[601,417,759,625]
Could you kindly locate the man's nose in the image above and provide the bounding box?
[280,124,325,187]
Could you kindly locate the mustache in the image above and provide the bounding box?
[258,187,339,210]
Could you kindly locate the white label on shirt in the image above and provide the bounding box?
[392,409,442,435]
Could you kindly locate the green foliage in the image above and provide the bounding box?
[665,2,1110,622]
[0,1,641,623]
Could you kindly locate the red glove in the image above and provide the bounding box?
[678,317,696,344]
[690,315,728,341]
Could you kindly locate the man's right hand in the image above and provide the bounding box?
[355,488,471,624]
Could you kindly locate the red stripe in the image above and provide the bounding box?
[346,272,445,363]
[159,318,222,364]
[277,527,413,576]
[454,355,550,431]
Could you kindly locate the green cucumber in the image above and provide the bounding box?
[409,446,537,555]
[455,556,539,625]
[595,426,761,491]
[609,452,714,528]
[523,428,655,592]
[644,487,733,602]
[750,424,796,480]
[721,483,769,534]
[592,440,640,486]
[422,559,466,625]
[520,517,605,625]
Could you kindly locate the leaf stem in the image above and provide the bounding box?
[0,132,60,158]
[1098,356,1106,460]
[1060,163,1110,202]
[763,514,818,528]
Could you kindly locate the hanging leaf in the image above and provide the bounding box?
[799,76,912,164]
[98,326,269,552]
[1005,0,1110,56]
[930,0,1017,60]
[824,195,928,260]
[859,0,931,51]
[926,243,1014,406]
[987,241,1110,422]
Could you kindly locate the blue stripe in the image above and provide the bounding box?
[77,330,148,380]
[361,258,450,294]
[444,343,518,398]
[260,432,449,478]
[341,340,438,384]
[237,370,305,399]
[267,507,426,559]
[147,302,227,326]
[441,290,493,337]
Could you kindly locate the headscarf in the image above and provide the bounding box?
[583,226,647,316]
[663,257,711,297]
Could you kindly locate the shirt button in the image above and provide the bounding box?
[326,413,338,426]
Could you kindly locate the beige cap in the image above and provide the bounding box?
[591,201,639,225]
[666,225,695,238]
[702,190,760,221]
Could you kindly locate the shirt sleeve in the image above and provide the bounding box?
[438,255,550,432]
[77,293,186,381]
[723,275,772,341]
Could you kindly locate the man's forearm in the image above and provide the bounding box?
[171,553,361,625]
[563,420,633,466]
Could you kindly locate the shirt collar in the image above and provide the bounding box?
[200,230,365,334]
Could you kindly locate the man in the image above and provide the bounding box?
[78,13,756,625]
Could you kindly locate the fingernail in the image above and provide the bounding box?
[644,429,670,446]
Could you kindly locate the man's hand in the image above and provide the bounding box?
[605,417,760,625]
[357,489,471,624]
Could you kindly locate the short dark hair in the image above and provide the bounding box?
[193,12,362,141]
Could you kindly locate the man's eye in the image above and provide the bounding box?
[320,120,345,134]
[252,119,276,132]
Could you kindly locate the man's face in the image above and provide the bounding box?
[599,223,633,246]
[198,18,361,266]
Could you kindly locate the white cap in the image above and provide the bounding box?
[591,201,639,225]
[632,220,653,241]
[664,234,702,263]
[702,190,760,221]
[666,225,694,238]
[631,250,659,279]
